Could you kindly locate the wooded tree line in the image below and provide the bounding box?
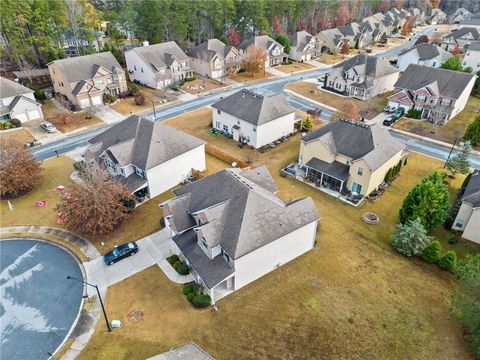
[1,0,476,71]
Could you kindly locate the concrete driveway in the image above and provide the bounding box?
[22,119,67,144]
[92,106,125,124]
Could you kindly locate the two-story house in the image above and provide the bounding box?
[186,39,241,80]
[84,114,206,202]
[462,41,480,70]
[315,28,346,54]
[426,8,447,25]
[387,64,476,123]
[450,8,472,24]
[397,43,452,71]
[48,52,127,109]
[452,170,480,244]
[288,31,321,61]
[361,16,387,43]
[442,27,480,51]
[326,54,400,100]
[238,35,288,68]
[125,41,193,89]
[211,89,296,149]
[0,77,43,122]
[336,23,372,50]
[160,166,320,304]
[298,120,405,199]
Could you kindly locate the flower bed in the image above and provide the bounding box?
[182,282,211,308]
[166,254,190,275]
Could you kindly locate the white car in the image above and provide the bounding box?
[40,122,56,133]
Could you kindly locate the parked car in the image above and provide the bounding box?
[383,105,392,113]
[40,122,56,133]
[103,242,139,265]
[383,115,397,126]
[393,107,405,120]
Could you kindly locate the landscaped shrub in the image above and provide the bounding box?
[0,120,15,130]
[167,254,179,265]
[9,118,21,128]
[103,93,116,104]
[185,77,196,82]
[182,284,193,295]
[186,292,195,302]
[73,160,87,174]
[34,89,47,101]
[134,92,145,105]
[118,90,131,99]
[448,234,460,245]
[191,294,211,308]
[176,263,190,275]
[128,83,139,95]
[444,198,462,230]
[167,254,190,275]
[422,240,441,263]
[406,109,422,119]
[439,250,457,270]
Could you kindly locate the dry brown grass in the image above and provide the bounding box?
[78,151,479,360]
[286,81,390,119]
[181,77,227,94]
[111,85,178,116]
[42,101,104,133]
[0,128,34,143]
[317,53,345,64]
[393,96,480,150]
[229,70,274,83]
[276,61,316,73]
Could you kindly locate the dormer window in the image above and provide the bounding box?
[135,166,146,179]
[201,239,208,251]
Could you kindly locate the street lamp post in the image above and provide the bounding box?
[66,276,112,332]
[444,131,461,168]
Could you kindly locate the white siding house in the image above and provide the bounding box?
[452,171,480,244]
[0,77,43,122]
[397,43,452,71]
[212,89,296,149]
[462,41,480,70]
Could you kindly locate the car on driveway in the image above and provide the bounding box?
[392,107,405,120]
[383,115,397,126]
[40,122,56,133]
[103,242,139,265]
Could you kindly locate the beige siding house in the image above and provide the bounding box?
[452,171,480,244]
[238,35,288,68]
[160,166,320,304]
[48,52,127,109]
[187,39,241,79]
[298,120,406,200]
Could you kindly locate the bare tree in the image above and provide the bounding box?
[429,100,451,134]
[242,45,267,77]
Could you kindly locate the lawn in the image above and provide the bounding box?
[181,77,227,94]
[78,151,479,360]
[285,81,390,119]
[317,53,345,65]
[393,96,480,150]
[0,128,34,143]
[276,61,316,73]
[229,70,274,83]
[42,100,104,133]
[111,85,179,116]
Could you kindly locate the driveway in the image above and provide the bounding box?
[85,229,192,291]
[92,106,125,124]
[22,119,67,144]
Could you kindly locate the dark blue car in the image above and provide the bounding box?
[103,242,139,265]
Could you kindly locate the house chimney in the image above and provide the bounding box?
[142,40,149,47]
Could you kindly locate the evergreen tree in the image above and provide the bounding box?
[399,172,450,231]
[391,218,432,257]
[302,115,314,131]
[275,34,290,54]
[446,141,472,177]
[439,250,457,270]
[440,56,463,71]
[421,240,441,263]
[463,115,480,145]
[472,71,480,96]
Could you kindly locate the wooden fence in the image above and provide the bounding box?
[205,144,250,169]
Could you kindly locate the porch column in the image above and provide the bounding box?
[340,179,344,192]
[210,288,215,305]
[320,172,324,186]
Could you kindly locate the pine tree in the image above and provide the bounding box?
[391,218,432,257]
[302,115,314,131]
[422,240,441,263]
[463,115,480,145]
[446,141,472,177]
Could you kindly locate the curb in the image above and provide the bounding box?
[283,88,338,112]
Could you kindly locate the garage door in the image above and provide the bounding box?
[80,98,90,107]
[91,96,102,105]
[15,113,28,122]
[27,110,41,120]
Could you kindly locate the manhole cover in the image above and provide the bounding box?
[127,310,144,323]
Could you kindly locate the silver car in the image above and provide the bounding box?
[40,122,56,133]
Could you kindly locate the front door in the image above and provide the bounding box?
[352,182,363,194]
[232,127,240,141]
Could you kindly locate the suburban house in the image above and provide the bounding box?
[387,64,476,123]
[238,35,288,68]
[186,39,241,80]
[48,52,127,109]
[0,77,43,122]
[160,166,320,303]
[211,89,296,149]
[426,8,447,25]
[361,16,387,43]
[298,120,406,198]
[326,54,400,100]
[288,31,321,61]
[315,28,346,53]
[442,27,480,51]
[397,43,452,71]
[337,23,371,49]
[450,8,472,24]
[410,8,426,26]
[462,41,480,70]
[459,18,480,31]
[84,114,206,201]
[125,41,193,89]
[452,171,480,244]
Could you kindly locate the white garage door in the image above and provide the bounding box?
[27,110,41,120]
[15,113,28,122]
[91,96,102,105]
[80,98,90,107]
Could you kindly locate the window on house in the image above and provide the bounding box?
[215,121,221,129]
[217,109,221,115]
[455,219,464,228]
[135,166,146,179]
[202,239,208,251]
[432,62,436,66]
[237,120,240,125]
[357,167,364,176]
[94,78,103,86]
[134,65,137,71]
[253,127,256,132]
[223,124,229,132]
[222,248,231,263]
[141,67,143,73]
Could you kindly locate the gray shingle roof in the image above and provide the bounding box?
[462,171,480,207]
[394,64,475,100]
[0,77,33,98]
[289,31,318,52]
[303,120,405,170]
[468,41,480,51]
[86,115,205,170]
[167,167,320,260]
[400,43,452,61]
[212,89,295,126]
[48,52,124,83]
[305,158,350,180]
[187,39,234,62]
[127,41,189,72]
[238,35,283,53]
[333,54,399,78]
[447,27,480,40]
[460,19,480,26]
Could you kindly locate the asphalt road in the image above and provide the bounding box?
[0,239,83,360]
